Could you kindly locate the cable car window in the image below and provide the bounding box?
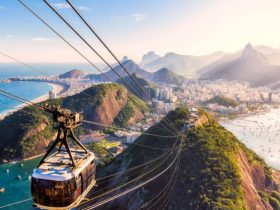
[32,177,76,207]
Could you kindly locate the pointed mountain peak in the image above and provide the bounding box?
[121,56,129,63]
[158,67,171,73]
[122,59,137,66]
[141,51,161,65]
[244,42,253,50]
[242,42,259,59]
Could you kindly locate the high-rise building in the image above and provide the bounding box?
[155,88,160,98]
[144,86,151,101]
[49,90,56,99]
[268,92,273,103]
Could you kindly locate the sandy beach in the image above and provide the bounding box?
[0,82,66,120]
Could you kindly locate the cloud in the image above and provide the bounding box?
[0,5,5,10]
[52,3,70,9]
[78,6,91,11]
[31,37,52,42]
[130,13,147,23]
[113,13,147,24]
[52,3,91,11]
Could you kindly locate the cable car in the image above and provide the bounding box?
[31,150,96,209]
[31,105,97,209]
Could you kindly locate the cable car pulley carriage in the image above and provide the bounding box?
[31,104,96,209]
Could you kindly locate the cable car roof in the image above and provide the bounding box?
[32,150,95,181]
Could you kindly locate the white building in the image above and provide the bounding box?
[49,90,56,99]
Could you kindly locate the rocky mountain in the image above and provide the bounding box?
[59,69,85,79]
[140,51,161,66]
[88,60,151,82]
[0,83,148,162]
[150,67,185,85]
[91,107,280,210]
[140,51,225,77]
[200,43,280,87]
[116,72,156,99]
[203,95,240,108]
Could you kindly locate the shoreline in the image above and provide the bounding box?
[23,153,44,161]
[222,108,280,170]
[0,82,66,120]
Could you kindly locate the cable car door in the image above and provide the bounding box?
[76,174,83,195]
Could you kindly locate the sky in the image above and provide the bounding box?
[0,0,280,63]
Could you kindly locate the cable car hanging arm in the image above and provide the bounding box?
[38,104,87,168]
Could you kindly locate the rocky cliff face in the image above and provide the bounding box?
[21,122,56,159]
[0,83,148,162]
[92,87,128,127]
[88,107,280,210]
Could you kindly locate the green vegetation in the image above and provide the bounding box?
[96,107,279,209]
[114,100,134,127]
[181,109,276,209]
[184,121,245,209]
[116,73,156,98]
[0,105,53,161]
[204,95,239,108]
[247,104,260,112]
[166,106,190,128]
[259,191,280,210]
[114,94,149,127]
[0,83,147,162]
[90,139,119,164]
[97,139,120,149]
[61,83,119,111]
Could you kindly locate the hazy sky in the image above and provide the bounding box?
[0,0,280,63]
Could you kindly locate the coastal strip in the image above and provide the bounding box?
[0,82,66,120]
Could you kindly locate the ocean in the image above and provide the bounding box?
[0,157,41,209]
[222,108,280,170]
[0,63,97,114]
[0,81,53,114]
[0,63,98,80]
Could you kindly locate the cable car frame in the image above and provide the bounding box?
[31,105,96,209]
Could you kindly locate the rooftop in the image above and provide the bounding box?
[32,150,95,181]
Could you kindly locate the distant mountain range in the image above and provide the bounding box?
[88,60,150,82]
[86,43,280,88]
[140,51,225,76]
[88,59,185,86]
[139,44,280,87]
[200,43,280,87]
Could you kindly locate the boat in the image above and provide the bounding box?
[0,79,11,83]
[0,188,5,193]
[18,175,22,180]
